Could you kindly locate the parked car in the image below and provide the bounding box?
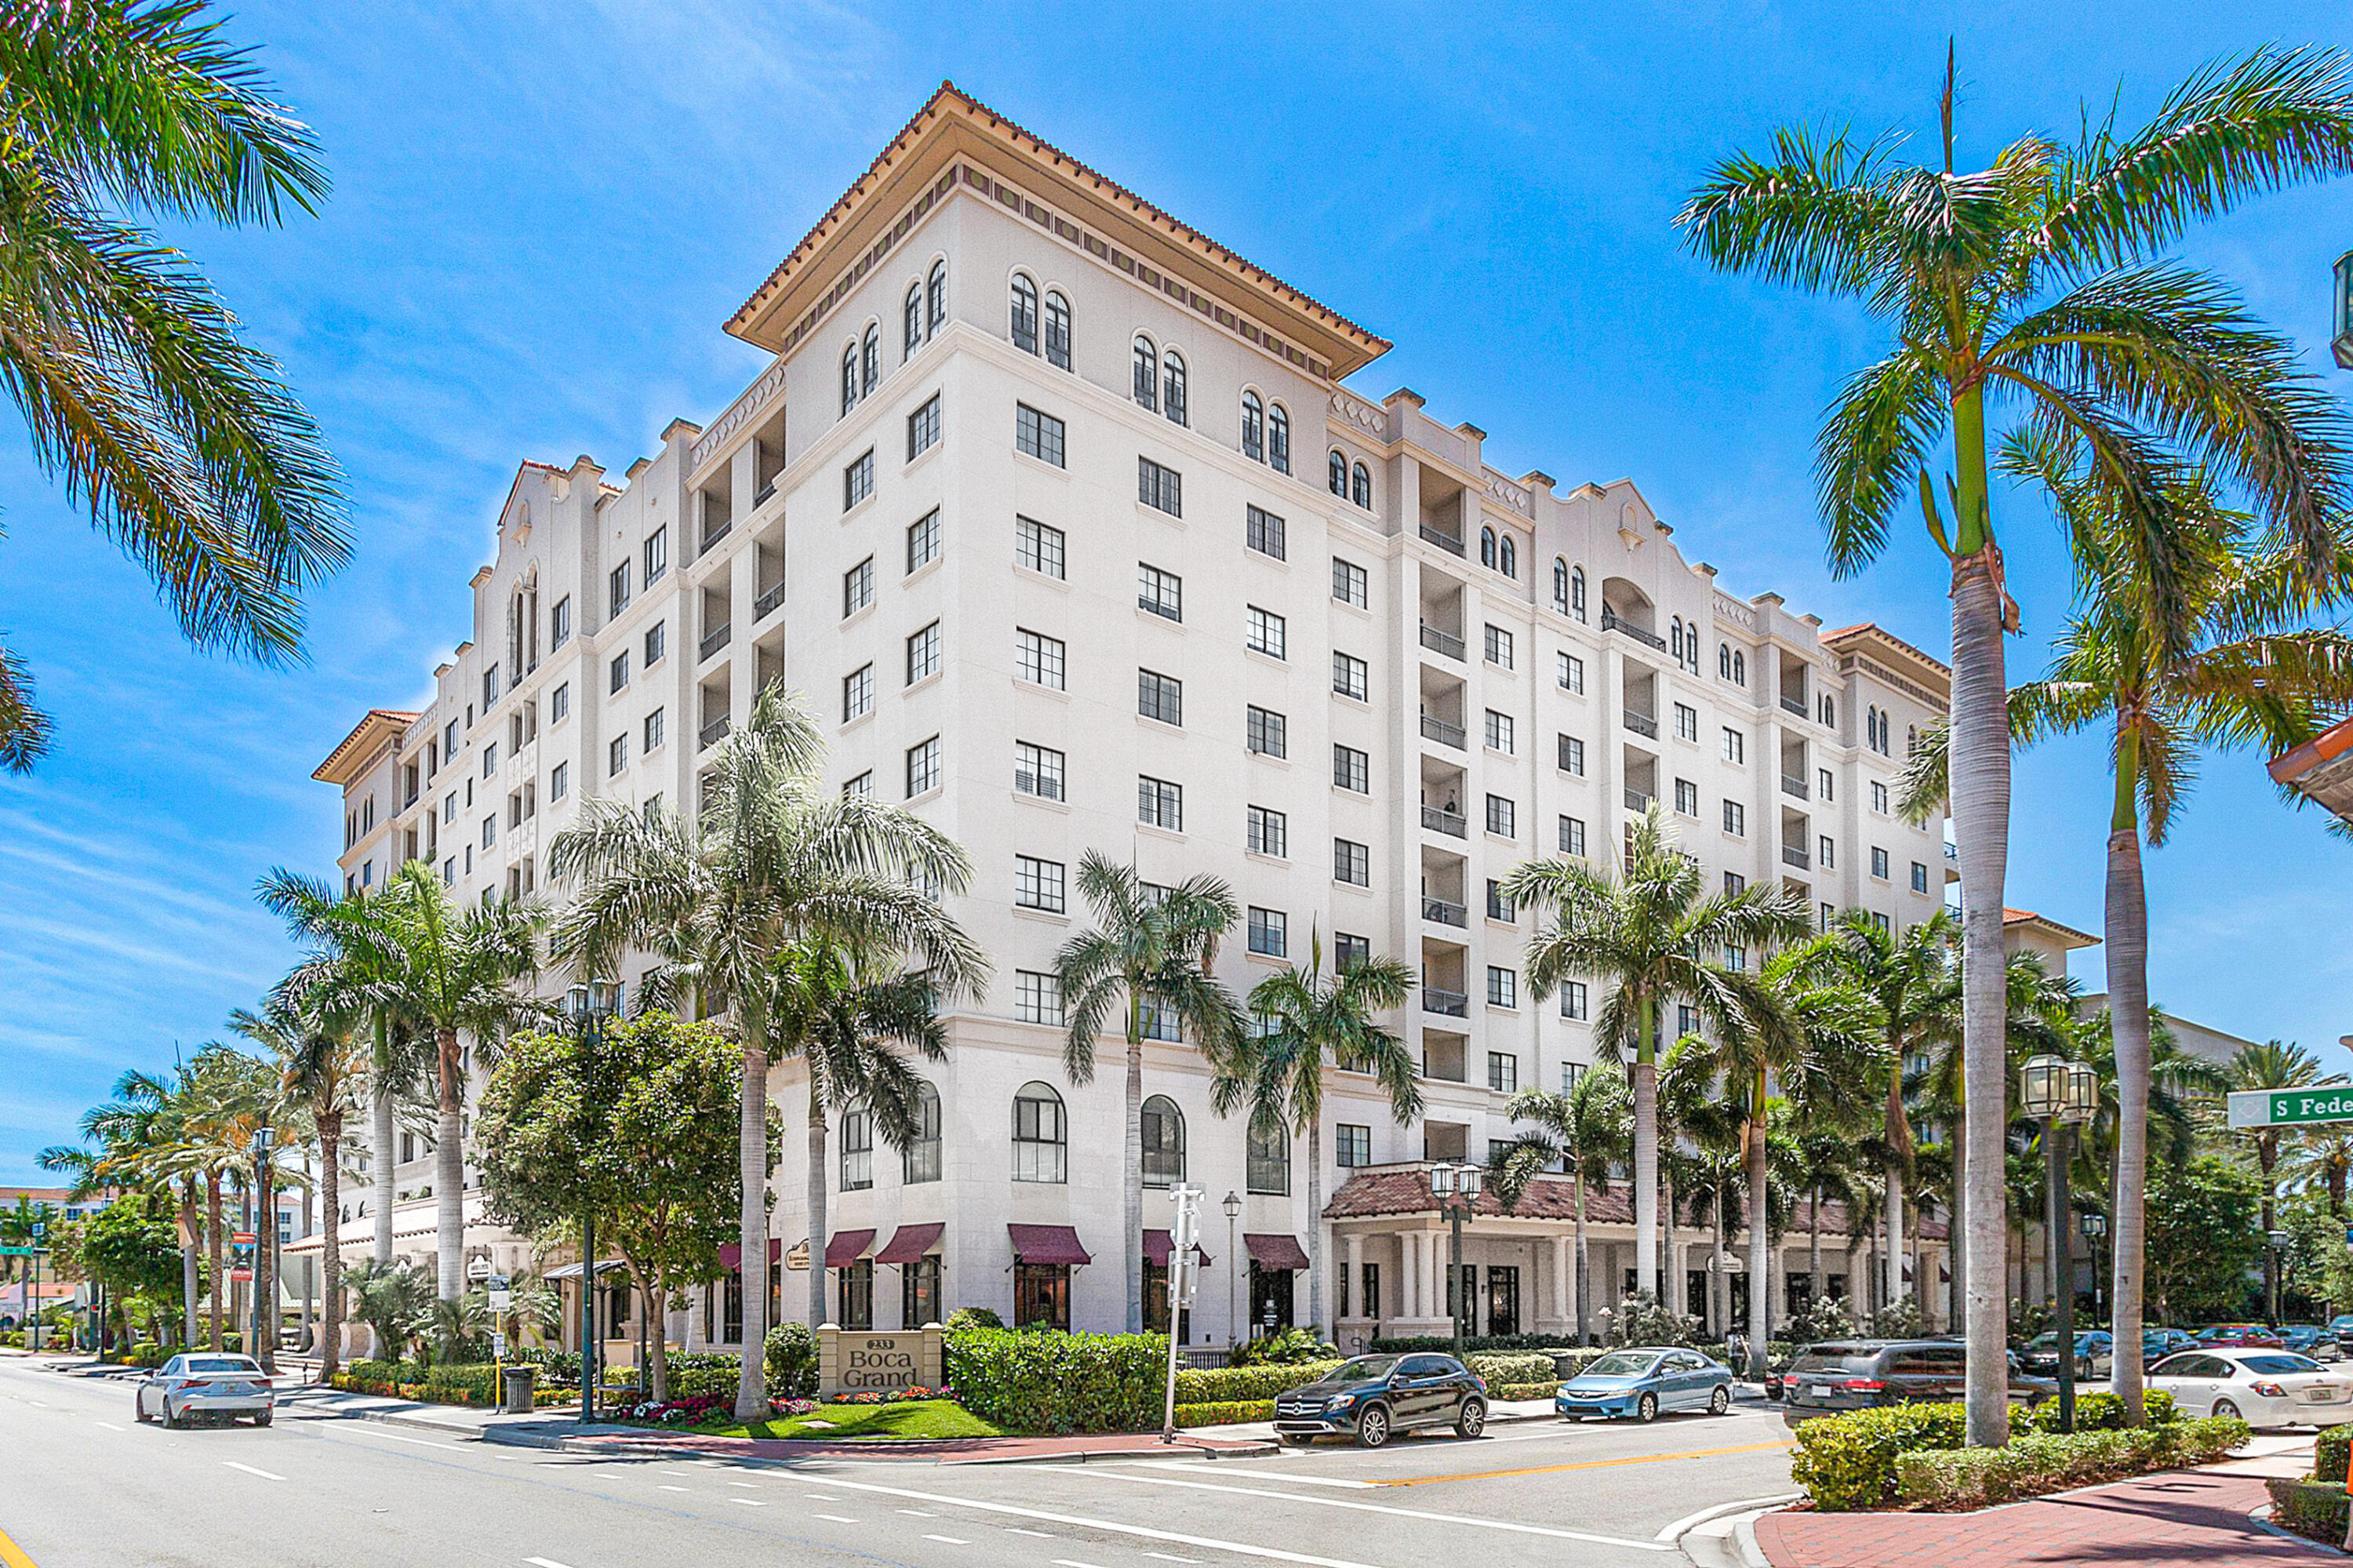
[2328,1315,2353,1355]
[2143,1329,2199,1361]
[2020,1330,2114,1379]
[2148,1349,2353,1429]
[2197,1324,2287,1349]
[1555,1347,1736,1423]
[135,1353,274,1428]
[1780,1340,2056,1427]
[1270,1352,1487,1448]
[2278,1325,2328,1355]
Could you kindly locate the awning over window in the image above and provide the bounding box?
[715,1239,784,1271]
[543,1258,628,1281]
[1244,1232,1310,1271]
[825,1228,877,1268]
[1142,1229,1213,1268]
[876,1222,944,1264]
[1008,1224,1092,1266]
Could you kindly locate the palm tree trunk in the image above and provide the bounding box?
[1809,1183,1823,1306]
[1306,1112,1326,1336]
[1950,467,2015,1449]
[734,1032,770,1423]
[1886,1163,1906,1309]
[1573,1170,1591,1344]
[1746,1108,1769,1380]
[434,1028,466,1301]
[806,1082,828,1330]
[177,1180,201,1350]
[206,1173,224,1350]
[1711,1181,1727,1337]
[372,1077,397,1268]
[320,1113,344,1384]
[1661,1165,1678,1315]
[1631,998,1659,1301]
[1123,1018,1145,1335]
[256,1158,277,1373]
[1951,1133,1968,1329]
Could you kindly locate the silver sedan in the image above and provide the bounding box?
[2148,1348,2353,1430]
[136,1354,275,1428]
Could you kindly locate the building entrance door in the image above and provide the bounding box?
[1486,1266,1520,1337]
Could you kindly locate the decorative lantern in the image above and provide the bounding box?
[2020,1054,2067,1121]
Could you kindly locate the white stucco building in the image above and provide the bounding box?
[315,84,1955,1350]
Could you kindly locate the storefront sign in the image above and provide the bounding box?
[816,1323,944,1396]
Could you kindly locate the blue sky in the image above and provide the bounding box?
[4,2,2351,1181]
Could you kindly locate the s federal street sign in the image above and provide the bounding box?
[2228,1087,2353,1129]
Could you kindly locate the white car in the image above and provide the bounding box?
[135,1353,275,1428]
[2148,1348,2353,1429]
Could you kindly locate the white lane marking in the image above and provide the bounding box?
[1144,1555,1200,1563]
[896,1508,936,1516]
[223,1461,285,1482]
[526,1559,576,1568]
[658,1484,689,1492]
[922,1536,969,1545]
[1117,1461,1375,1490]
[331,1424,468,1452]
[1653,1492,1804,1542]
[93,1421,124,1432]
[730,1498,767,1508]
[1005,1527,1055,1537]
[805,1493,841,1501]
[727,1480,758,1489]
[773,1473,1391,1568]
[813,1514,860,1523]
[1053,1560,1111,1568]
[1062,1467,1674,1552]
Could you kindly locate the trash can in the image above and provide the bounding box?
[500,1364,536,1414]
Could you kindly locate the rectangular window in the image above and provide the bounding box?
[1911,860,1930,893]
[1332,651,1369,701]
[1871,780,1889,813]
[1485,710,1515,753]
[1675,778,1698,817]
[906,393,940,460]
[1015,855,1065,913]
[1678,1004,1701,1038]
[1246,805,1288,859]
[1487,879,1515,922]
[1334,838,1369,886]
[1246,504,1286,561]
[1014,740,1064,802]
[1819,835,1836,869]
[1333,743,1369,792]
[1562,980,1589,1020]
[1558,814,1586,857]
[1335,1124,1372,1168]
[644,620,666,667]
[1137,456,1181,515]
[843,664,874,721]
[839,1109,873,1193]
[1138,774,1183,831]
[1486,968,1518,1010]
[608,652,628,694]
[1723,728,1745,763]
[905,736,940,797]
[1558,652,1585,693]
[1871,846,1890,879]
[1819,767,1835,802]
[1137,562,1182,621]
[444,794,456,824]
[1725,871,1746,895]
[1248,906,1288,958]
[551,596,572,649]
[609,734,627,776]
[1016,629,1066,689]
[907,508,940,572]
[1015,515,1064,578]
[1138,996,1181,1042]
[483,667,498,709]
[1726,944,1747,973]
[1246,605,1286,659]
[1484,624,1513,669]
[1558,734,1585,776]
[1335,932,1370,970]
[1015,403,1065,467]
[551,683,569,722]
[1015,970,1064,1025]
[1138,668,1183,726]
[643,708,664,752]
[1722,799,1745,835]
[1486,794,1516,838]
[1243,705,1287,759]
[843,449,875,510]
[843,557,875,617]
[906,620,941,685]
[482,814,496,849]
[844,770,873,797]
[609,562,631,618]
[1872,911,1892,935]
[482,743,497,778]
[1332,557,1367,608]
[1820,900,1837,932]
[1674,703,1698,742]
[1488,1050,1518,1092]
[549,761,568,802]
[644,526,668,585]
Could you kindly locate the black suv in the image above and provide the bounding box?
[1780,1339,2057,1426]
[1271,1352,1489,1447]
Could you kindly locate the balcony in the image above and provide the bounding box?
[1421,1050,1468,1083]
[699,518,733,557]
[1600,607,1667,651]
[753,478,776,508]
[1780,773,1809,799]
[699,715,732,750]
[700,622,732,660]
[1419,524,1466,557]
[1782,844,1811,870]
[755,581,786,622]
[1623,709,1658,739]
[1944,842,1958,861]
[1418,622,1465,660]
[1423,987,1469,1018]
[1780,695,1808,718]
[1421,895,1467,927]
[1624,788,1655,811]
[1420,712,1467,750]
[1420,805,1468,839]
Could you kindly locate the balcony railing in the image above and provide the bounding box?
[699,715,731,749]
[1423,987,1469,1018]
[1418,523,1466,557]
[700,622,732,660]
[1420,712,1467,750]
[699,518,733,557]
[1623,709,1658,739]
[1421,896,1467,927]
[1780,773,1809,799]
[1600,607,1668,651]
[1624,788,1655,811]
[1418,622,1465,660]
[1780,694,1808,718]
[755,581,786,621]
[1782,844,1810,870]
[753,478,776,508]
[1420,805,1468,839]
[1945,842,1959,861]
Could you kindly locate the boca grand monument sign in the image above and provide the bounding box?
[815,1323,946,1397]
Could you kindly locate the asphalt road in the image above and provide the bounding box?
[0,1356,1799,1568]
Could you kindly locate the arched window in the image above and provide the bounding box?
[1162,351,1187,425]
[1553,558,1569,613]
[1140,1094,1185,1188]
[1246,1119,1290,1195]
[1132,335,1158,412]
[1329,449,1347,496]
[1480,526,1497,568]
[1500,533,1517,579]
[1269,404,1291,474]
[1718,643,1731,679]
[904,284,922,358]
[1012,1082,1066,1184]
[1670,618,1684,662]
[1570,566,1587,622]
[1907,725,1918,757]
[860,324,880,396]
[904,1081,941,1184]
[840,1107,873,1191]
[1351,461,1372,509]
[1733,650,1747,686]
[1044,290,1071,369]
[1241,391,1264,461]
[926,260,946,336]
[1819,693,1835,729]
[840,345,859,414]
[1009,274,1038,354]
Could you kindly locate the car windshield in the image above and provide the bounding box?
[2240,1355,2324,1374]
[187,1357,258,1373]
[1790,1348,1877,1375]
[1334,1355,1400,1381]
[1583,1352,1660,1377]
[2027,1334,2059,1350]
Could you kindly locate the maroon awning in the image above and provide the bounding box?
[715,1239,783,1271]
[825,1228,877,1268]
[1008,1223,1092,1266]
[1143,1229,1213,1268]
[876,1222,944,1264]
[1244,1232,1311,1271]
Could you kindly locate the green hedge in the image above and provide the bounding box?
[2267,1477,2349,1546]
[1893,1418,2247,1511]
[1497,1381,1561,1400]
[1466,1352,1561,1387]
[1789,1402,1971,1511]
[2318,1425,2352,1485]
[945,1328,1167,1434]
[1173,1360,1342,1405]
[1175,1399,1275,1427]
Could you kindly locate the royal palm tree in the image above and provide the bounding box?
[0,1,347,773]
[36,1062,211,1343]
[549,682,982,1421]
[1056,852,1246,1333]
[1211,931,1419,1334]
[1489,1065,1630,1344]
[1680,45,2353,1446]
[2230,1040,2340,1322]
[1502,804,1809,1302]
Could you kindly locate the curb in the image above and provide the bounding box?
[478,1424,1280,1464]
[1675,1504,1787,1568]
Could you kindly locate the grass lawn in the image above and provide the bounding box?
[683,1399,1002,1441]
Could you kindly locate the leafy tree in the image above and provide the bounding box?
[342,1257,431,1362]
[72,1191,185,1325]
[2144,1153,2264,1323]
[2227,1040,2339,1322]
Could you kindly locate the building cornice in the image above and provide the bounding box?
[312,709,419,786]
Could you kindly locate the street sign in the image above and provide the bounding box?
[0,1245,42,1257]
[468,1257,493,1282]
[491,1331,507,1359]
[2227,1088,2353,1129]
[229,1268,253,1282]
[231,1231,257,1246]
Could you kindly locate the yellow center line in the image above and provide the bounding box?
[1371,1439,1793,1487]
[0,1523,38,1568]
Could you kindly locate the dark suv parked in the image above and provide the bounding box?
[1780,1340,2057,1426]
[1271,1352,1488,1447]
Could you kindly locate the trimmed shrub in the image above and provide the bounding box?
[2318,1424,2352,1485]
[765,1322,816,1400]
[1174,1399,1275,1427]
[943,1307,1003,1333]
[1496,1381,1561,1400]
[660,1352,742,1399]
[1788,1401,1969,1511]
[1174,1360,1342,1405]
[2267,1477,2350,1546]
[946,1327,1167,1434]
[1894,1417,2249,1511]
[1231,1327,1337,1366]
[2014,1389,2177,1434]
[1465,1352,1558,1388]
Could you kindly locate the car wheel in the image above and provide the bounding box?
[1708,1384,1731,1416]
[1455,1399,1486,1439]
[160,1399,178,1431]
[253,1412,272,1428]
[1278,1433,1312,1447]
[1636,1392,1659,1424]
[1355,1403,1392,1448]
[2213,1398,2242,1422]
[1560,1413,1584,1423]
[134,1398,151,1424]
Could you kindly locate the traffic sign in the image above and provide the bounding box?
[2227,1088,2353,1129]
[229,1267,253,1282]
[0,1245,41,1257]
[231,1231,257,1246]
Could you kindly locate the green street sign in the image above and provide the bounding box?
[2228,1088,2353,1128]
[0,1245,42,1257]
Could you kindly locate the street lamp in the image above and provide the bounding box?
[250,1126,276,1373]
[565,980,618,1422]
[1221,1191,1242,1348]
[2021,1055,2097,1432]
[1431,1162,1483,1363]
[2082,1213,2108,1320]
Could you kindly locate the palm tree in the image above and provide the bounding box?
[1211,931,1419,1334]
[1502,804,1809,1301]
[1679,45,2353,1446]
[2229,1041,2339,1322]
[1055,852,1246,1333]
[36,1063,210,1343]
[1490,1066,1630,1344]
[344,1257,431,1363]
[548,682,983,1421]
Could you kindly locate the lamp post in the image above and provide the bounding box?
[565,980,617,1423]
[2021,1055,2097,1432]
[2082,1213,2108,1323]
[250,1126,276,1373]
[1430,1162,1482,1364]
[2268,1230,2293,1326]
[1222,1191,1242,1348]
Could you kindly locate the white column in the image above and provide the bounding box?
[1403,1231,1422,1320]
[1344,1233,1363,1319]
[1554,1236,1573,1332]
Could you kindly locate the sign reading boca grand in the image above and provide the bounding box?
[815,1322,946,1398]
